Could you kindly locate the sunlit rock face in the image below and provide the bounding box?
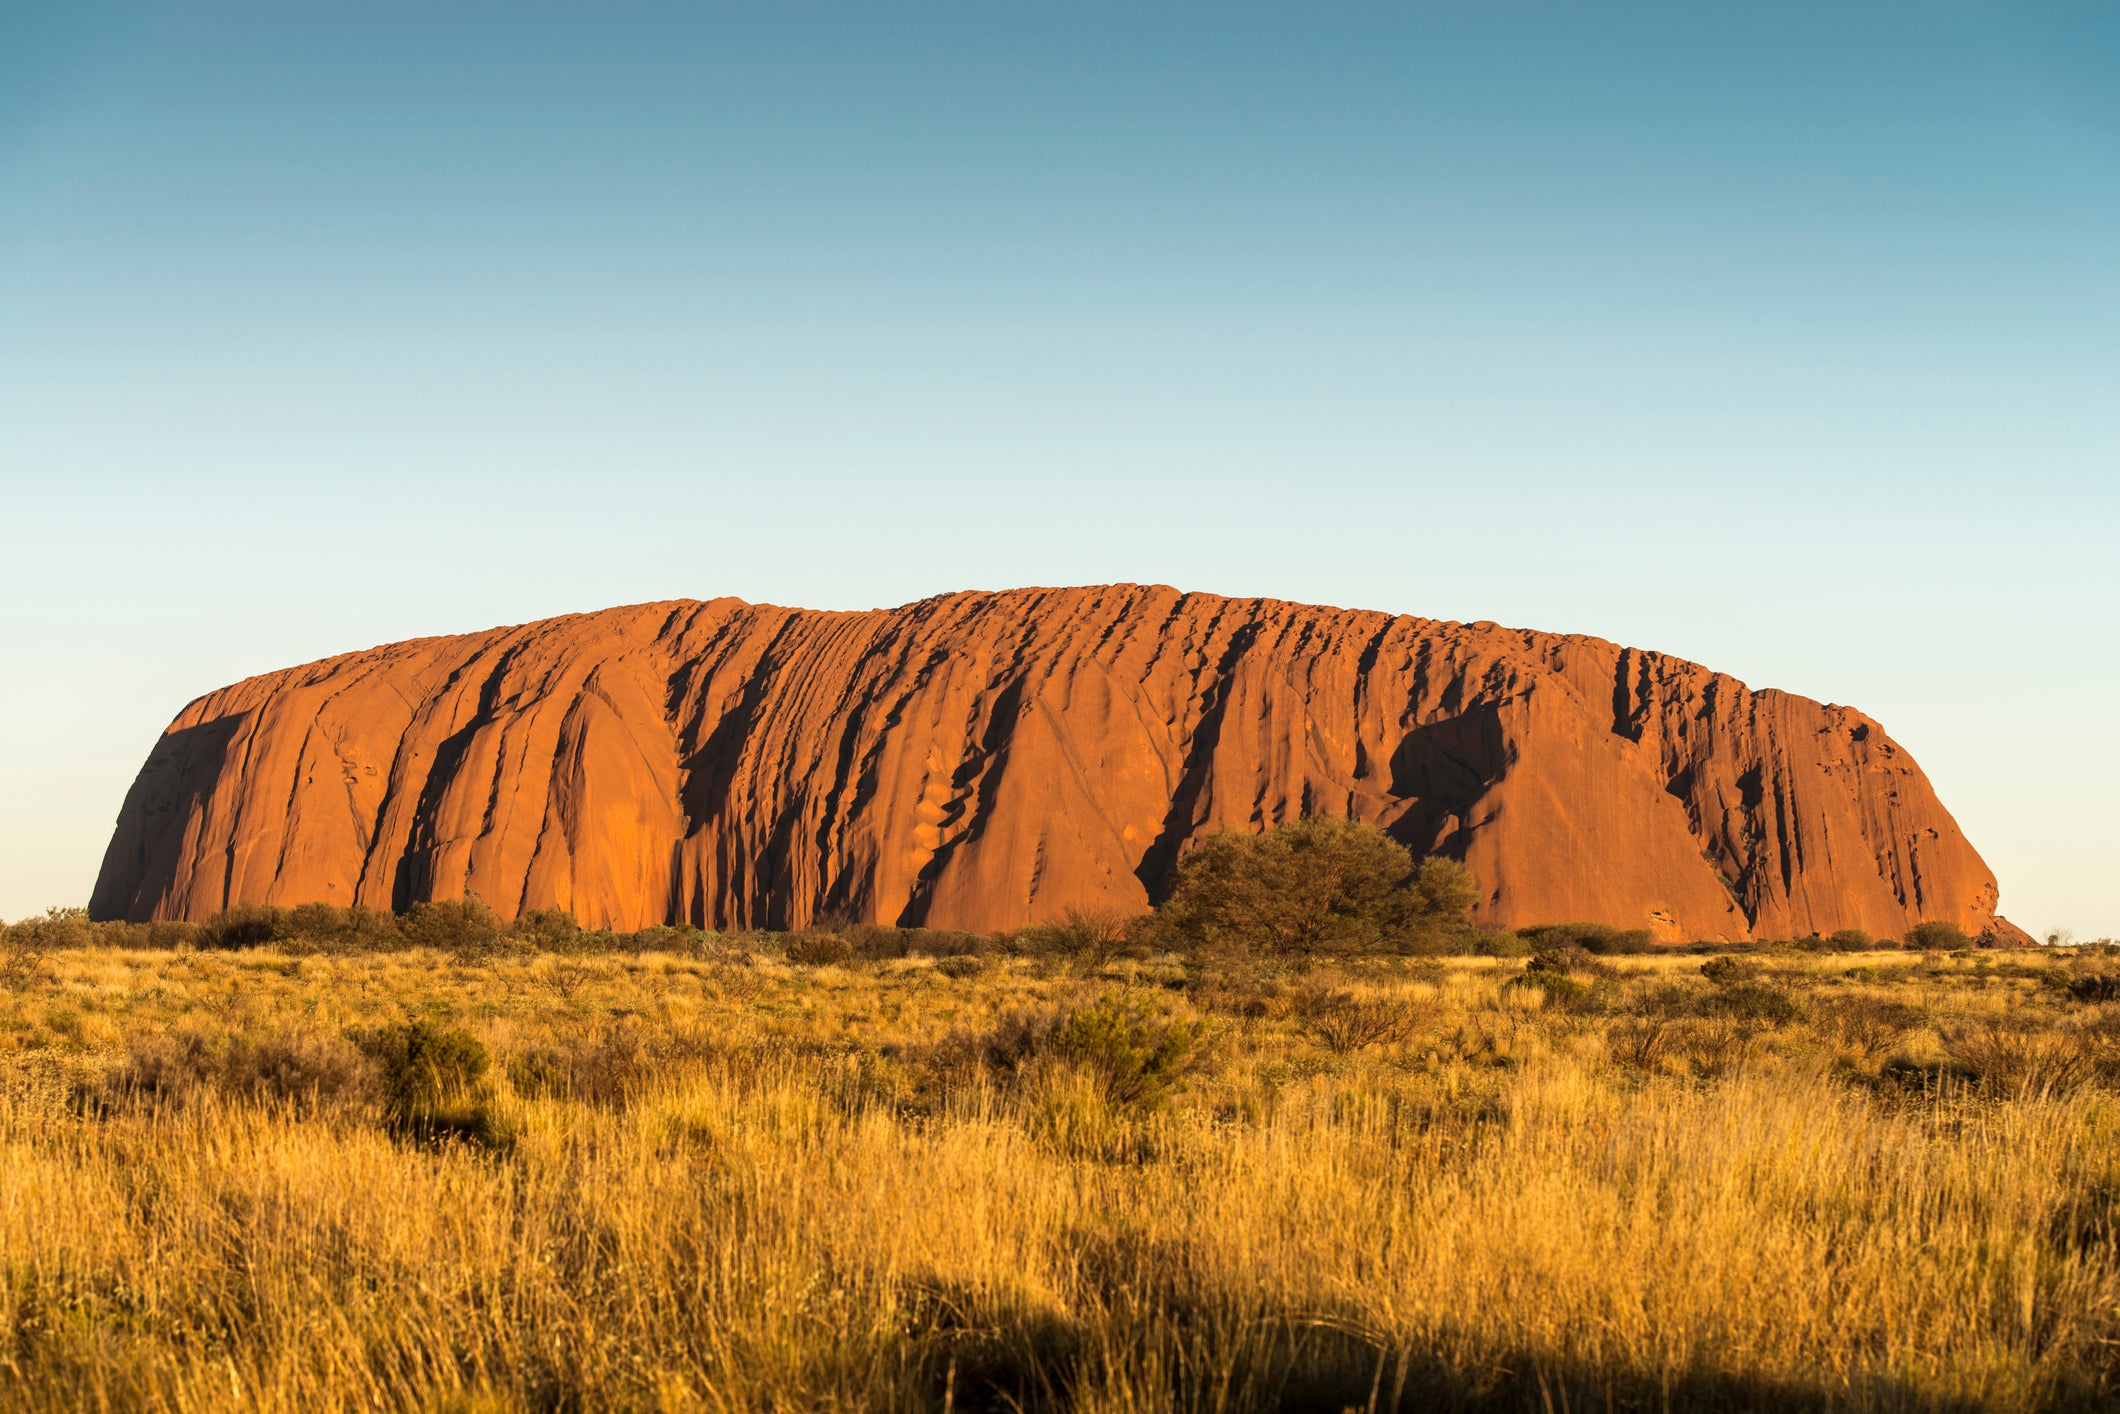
[91,586,2018,943]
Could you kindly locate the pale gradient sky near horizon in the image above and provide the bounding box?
[1,2,2115,934]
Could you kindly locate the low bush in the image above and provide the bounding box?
[508,1022,683,1107]
[1016,908,1136,967]
[784,931,856,966]
[1292,989,1427,1054]
[99,1027,369,1114]
[360,1022,505,1145]
[1701,981,1804,1025]
[1050,995,1211,1109]
[1506,952,1600,1005]
[400,897,507,958]
[1700,956,1764,987]
[512,907,581,948]
[200,904,299,949]
[1150,817,1478,956]
[1,926,49,990]
[1905,921,1972,951]
[1520,922,1654,955]
[2066,975,2120,1004]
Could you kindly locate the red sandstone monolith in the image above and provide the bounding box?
[91,586,2023,943]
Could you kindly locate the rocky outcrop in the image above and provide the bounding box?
[91,586,2017,942]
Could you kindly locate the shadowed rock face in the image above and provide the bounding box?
[91,586,2020,943]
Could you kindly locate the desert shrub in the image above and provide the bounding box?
[360,1022,504,1145]
[1520,922,1654,956]
[6,906,96,956]
[1824,997,1925,1062]
[1906,921,1972,951]
[1050,995,1211,1109]
[508,1023,670,1107]
[1702,981,1803,1025]
[1608,1015,1677,1070]
[0,925,49,990]
[1948,1024,2109,1098]
[400,896,506,958]
[1293,989,1427,1054]
[99,1028,368,1113]
[784,931,855,966]
[1465,929,1532,957]
[1527,946,1610,979]
[1016,908,1136,968]
[512,907,581,948]
[936,954,986,979]
[975,1006,1070,1076]
[101,1031,220,1103]
[1700,956,1764,987]
[1151,817,1476,956]
[1398,857,1484,953]
[1826,928,1874,951]
[840,925,912,961]
[222,1030,370,1110]
[1504,951,1600,1005]
[276,901,402,950]
[200,903,298,949]
[2066,975,2120,1004]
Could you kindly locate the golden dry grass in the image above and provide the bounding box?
[3,943,2118,1411]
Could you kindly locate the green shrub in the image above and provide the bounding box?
[1151,817,1477,956]
[1703,981,1803,1025]
[400,897,505,958]
[1506,970,1588,1004]
[1470,929,1532,958]
[0,920,54,989]
[1905,921,1971,951]
[1520,922,1654,956]
[1293,989,1427,1054]
[512,907,581,948]
[1502,948,1609,1006]
[100,1027,369,1114]
[201,904,296,949]
[1051,995,1210,1109]
[784,932,855,966]
[1700,956,1763,987]
[361,1022,497,1143]
[1016,908,1136,967]
[1826,928,1874,952]
[2066,975,2120,1004]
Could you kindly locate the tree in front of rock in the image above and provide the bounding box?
[1150,816,1480,956]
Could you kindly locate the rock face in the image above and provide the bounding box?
[92,586,2018,942]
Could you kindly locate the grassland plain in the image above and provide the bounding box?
[3,926,2120,1413]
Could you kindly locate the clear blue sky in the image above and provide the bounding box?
[3,2,2114,935]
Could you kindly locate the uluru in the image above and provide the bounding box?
[90,585,2018,943]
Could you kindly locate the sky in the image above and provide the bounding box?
[1,2,2114,936]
